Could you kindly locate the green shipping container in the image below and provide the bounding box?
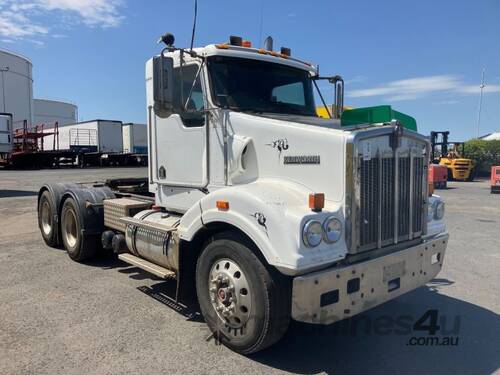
[340,105,417,131]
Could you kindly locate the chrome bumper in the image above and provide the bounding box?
[291,234,449,324]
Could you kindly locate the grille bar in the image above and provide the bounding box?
[358,147,425,252]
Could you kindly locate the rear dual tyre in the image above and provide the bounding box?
[60,198,99,262]
[38,190,58,247]
[196,232,291,354]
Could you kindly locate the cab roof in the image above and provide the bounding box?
[163,44,318,74]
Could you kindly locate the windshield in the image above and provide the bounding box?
[208,56,317,116]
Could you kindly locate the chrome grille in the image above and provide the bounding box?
[357,150,426,252]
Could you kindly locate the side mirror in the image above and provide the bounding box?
[153,55,174,117]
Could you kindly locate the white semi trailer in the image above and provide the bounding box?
[122,122,147,154]
[44,119,123,153]
[37,34,448,354]
[0,113,13,165]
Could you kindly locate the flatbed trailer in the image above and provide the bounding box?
[77,151,148,168]
[10,150,76,169]
[5,149,148,169]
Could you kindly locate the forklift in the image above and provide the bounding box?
[430,131,476,181]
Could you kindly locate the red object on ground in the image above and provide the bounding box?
[429,164,448,189]
[491,166,500,194]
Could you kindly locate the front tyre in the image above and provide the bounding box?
[196,232,291,354]
[467,168,476,182]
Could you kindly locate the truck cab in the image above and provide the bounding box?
[37,34,449,354]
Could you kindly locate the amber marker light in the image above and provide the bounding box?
[309,193,325,212]
[216,200,230,211]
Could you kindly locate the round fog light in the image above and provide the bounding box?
[302,220,323,247]
[323,217,342,243]
[434,201,445,220]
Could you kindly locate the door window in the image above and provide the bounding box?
[173,65,205,127]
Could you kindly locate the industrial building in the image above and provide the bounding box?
[480,132,500,141]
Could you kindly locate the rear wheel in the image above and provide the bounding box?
[196,232,291,354]
[60,197,99,262]
[38,190,58,247]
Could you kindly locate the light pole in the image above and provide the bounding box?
[476,68,486,139]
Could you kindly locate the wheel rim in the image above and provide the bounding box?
[40,201,52,236]
[63,207,78,248]
[208,258,252,329]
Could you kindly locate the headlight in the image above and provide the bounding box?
[434,201,445,220]
[302,220,323,247]
[323,217,342,243]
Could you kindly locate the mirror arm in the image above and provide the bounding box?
[312,79,332,119]
[313,75,344,119]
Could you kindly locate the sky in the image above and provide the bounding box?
[0,0,499,141]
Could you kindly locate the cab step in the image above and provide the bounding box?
[118,253,176,279]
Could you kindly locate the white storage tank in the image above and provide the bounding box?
[45,120,123,153]
[34,99,78,127]
[122,123,147,154]
[0,49,34,130]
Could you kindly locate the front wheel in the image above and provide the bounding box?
[467,168,476,182]
[196,232,291,354]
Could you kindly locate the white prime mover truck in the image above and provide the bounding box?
[37,34,448,354]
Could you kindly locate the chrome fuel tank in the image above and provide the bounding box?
[125,210,180,271]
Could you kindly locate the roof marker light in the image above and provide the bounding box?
[280,47,291,57]
[242,40,252,48]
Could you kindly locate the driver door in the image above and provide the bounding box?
[152,64,207,187]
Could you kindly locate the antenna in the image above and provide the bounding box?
[476,68,486,138]
[190,0,198,51]
[258,1,264,47]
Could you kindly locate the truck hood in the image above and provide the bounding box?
[248,112,342,129]
[224,111,351,204]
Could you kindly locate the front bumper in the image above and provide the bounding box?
[291,234,449,324]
